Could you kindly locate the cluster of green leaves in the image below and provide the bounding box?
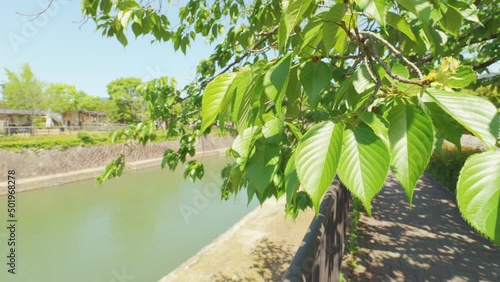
[83,0,500,244]
[99,76,212,183]
[77,130,95,144]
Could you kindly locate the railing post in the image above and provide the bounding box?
[284,179,350,282]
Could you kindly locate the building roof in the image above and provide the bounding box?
[64,110,108,116]
[0,109,48,115]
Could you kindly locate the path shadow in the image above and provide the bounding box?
[352,174,500,281]
[211,238,294,282]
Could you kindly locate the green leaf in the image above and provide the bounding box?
[332,13,352,55]
[285,152,300,203]
[220,69,249,125]
[97,154,125,183]
[286,122,303,140]
[356,0,386,27]
[299,61,331,109]
[352,66,375,94]
[440,7,462,36]
[337,126,390,215]
[396,0,433,25]
[299,16,323,55]
[131,22,142,37]
[387,104,434,204]
[99,0,112,14]
[279,0,313,51]
[448,0,481,24]
[119,10,133,28]
[295,121,344,213]
[390,63,409,79]
[231,126,260,164]
[419,95,464,149]
[386,12,417,42]
[457,151,500,244]
[264,53,292,111]
[425,89,500,151]
[246,139,281,196]
[321,4,346,53]
[263,116,284,143]
[285,65,301,119]
[233,62,266,129]
[200,72,238,134]
[116,31,128,47]
[448,66,476,88]
[360,111,389,146]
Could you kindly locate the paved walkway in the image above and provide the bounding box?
[160,198,314,281]
[350,174,500,281]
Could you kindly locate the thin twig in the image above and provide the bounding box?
[328,54,361,60]
[359,30,424,80]
[249,41,277,54]
[210,25,279,82]
[16,0,55,20]
[363,55,377,84]
[366,38,429,86]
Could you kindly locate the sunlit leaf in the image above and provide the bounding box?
[246,139,281,197]
[264,53,292,111]
[299,61,331,109]
[200,72,238,134]
[426,88,500,151]
[356,0,386,27]
[296,121,344,213]
[387,104,434,204]
[279,0,313,51]
[285,152,300,203]
[386,12,417,41]
[337,126,390,215]
[457,151,500,244]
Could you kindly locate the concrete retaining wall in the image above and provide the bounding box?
[0,135,234,194]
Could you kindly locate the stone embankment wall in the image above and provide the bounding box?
[0,135,234,194]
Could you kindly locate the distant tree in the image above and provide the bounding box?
[106,77,143,123]
[46,83,108,111]
[80,95,104,111]
[4,64,46,125]
[45,83,80,113]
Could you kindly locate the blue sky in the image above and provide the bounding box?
[0,0,216,98]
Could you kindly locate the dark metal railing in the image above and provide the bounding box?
[284,179,350,282]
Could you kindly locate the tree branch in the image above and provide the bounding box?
[359,30,424,80]
[16,0,55,20]
[212,25,279,81]
[366,38,429,86]
[473,57,499,71]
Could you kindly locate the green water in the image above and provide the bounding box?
[0,155,257,282]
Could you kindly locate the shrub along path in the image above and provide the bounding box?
[349,173,500,281]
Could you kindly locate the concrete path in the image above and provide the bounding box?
[350,174,500,281]
[160,198,314,281]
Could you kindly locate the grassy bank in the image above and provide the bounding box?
[426,144,484,193]
[0,127,235,152]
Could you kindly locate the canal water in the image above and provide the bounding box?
[0,154,257,282]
